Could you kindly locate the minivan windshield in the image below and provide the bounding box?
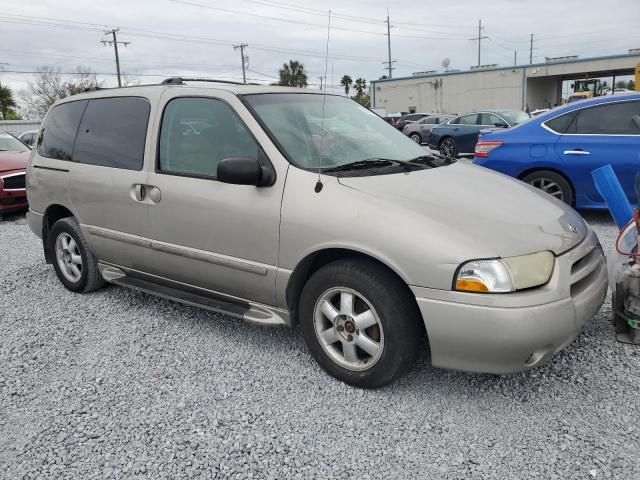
[243,94,427,170]
[0,132,29,152]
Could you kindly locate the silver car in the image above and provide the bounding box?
[402,115,454,144]
[26,79,608,388]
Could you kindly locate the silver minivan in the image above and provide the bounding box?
[26,79,608,388]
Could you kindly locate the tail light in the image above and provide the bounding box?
[475,141,503,157]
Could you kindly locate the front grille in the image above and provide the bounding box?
[570,244,604,297]
[2,173,26,190]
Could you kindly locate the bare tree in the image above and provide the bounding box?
[20,66,101,118]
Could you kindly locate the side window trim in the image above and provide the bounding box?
[155,95,273,182]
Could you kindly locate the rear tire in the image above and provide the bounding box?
[521,170,573,205]
[299,258,423,388]
[49,217,105,293]
[439,137,457,158]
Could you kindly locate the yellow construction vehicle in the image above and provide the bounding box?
[567,79,604,103]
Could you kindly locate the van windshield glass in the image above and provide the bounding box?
[243,93,427,170]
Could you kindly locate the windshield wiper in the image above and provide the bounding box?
[322,158,401,173]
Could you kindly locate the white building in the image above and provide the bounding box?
[371,53,640,115]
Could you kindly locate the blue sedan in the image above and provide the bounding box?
[428,110,530,157]
[473,94,640,209]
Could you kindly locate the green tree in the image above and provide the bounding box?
[353,78,367,97]
[0,82,17,120]
[278,60,308,88]
[340,74,352,96]
[3,109,22,120]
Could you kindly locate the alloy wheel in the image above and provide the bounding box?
[528,178,564,201]
[55,232,83,283]
[313,287,384,371]
[439,139,455,158]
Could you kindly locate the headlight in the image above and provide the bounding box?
[455,251,555,293]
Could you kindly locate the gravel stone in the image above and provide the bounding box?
[1,210,639,479]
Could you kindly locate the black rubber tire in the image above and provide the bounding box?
[439,137,457,158]
[299,258,424,388]
[409,132,422,144]
[521,170,574,205]
[49,217,105,293]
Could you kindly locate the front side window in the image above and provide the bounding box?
[499,110,530,126]
[243,94,426,170]
[38,100,87,160]
[457,114,479,125]
[159,97,259,178]
[575,101,640,135]
[73,97,150,170]
[478,113,502,126]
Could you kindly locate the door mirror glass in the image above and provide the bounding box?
[217,157,264,186]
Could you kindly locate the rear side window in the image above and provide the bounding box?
[38,100,87,160]
[457,114,478,125]
[73,97,150,170]
[574,101,640,135]
[544,111,578,134]
[158,97,259,178]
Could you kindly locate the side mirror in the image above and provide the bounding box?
[217,157,274,186]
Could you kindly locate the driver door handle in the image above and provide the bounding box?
[564,149,591,156]
[133,183,146,201]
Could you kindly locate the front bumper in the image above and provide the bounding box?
[413,229,608,374]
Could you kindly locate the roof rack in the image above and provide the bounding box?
[161,77,258,86]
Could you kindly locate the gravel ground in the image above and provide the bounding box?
[1,210,639,479]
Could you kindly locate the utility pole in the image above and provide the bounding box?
[102,28,129,87]
[529,34,534,64]
[318,76,323,91]
[382,10,396,78]
[514,50,517,66]
[233,43,248,84]
[470,19,488,67]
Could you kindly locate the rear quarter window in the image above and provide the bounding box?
[38,100,88,160]
[544,111,578,134]
[73,97,150,170]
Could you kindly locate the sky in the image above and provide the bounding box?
[1,0,639,109]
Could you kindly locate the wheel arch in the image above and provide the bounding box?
[517,167,576,204]
[42,204,76,263]
[285,247,423,331]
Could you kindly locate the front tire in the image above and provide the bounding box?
[439,137,457,158]
[409,133,422,144]
[521,170,573,205]
[299,258,423,388]
[49,217,105,293]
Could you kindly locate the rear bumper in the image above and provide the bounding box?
[414,230,608,374]
[27,208,44,238]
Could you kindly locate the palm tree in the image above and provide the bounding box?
[354,78,367,97]
[278,60,308,88]
[340,75,353,96]
[0,83,17,120]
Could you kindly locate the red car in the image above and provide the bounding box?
[0,132,30,215]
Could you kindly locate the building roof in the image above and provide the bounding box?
[372,52,640,84]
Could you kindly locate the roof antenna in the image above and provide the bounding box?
[315,10,331,194]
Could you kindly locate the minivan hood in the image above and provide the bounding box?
[337,162,586,257]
